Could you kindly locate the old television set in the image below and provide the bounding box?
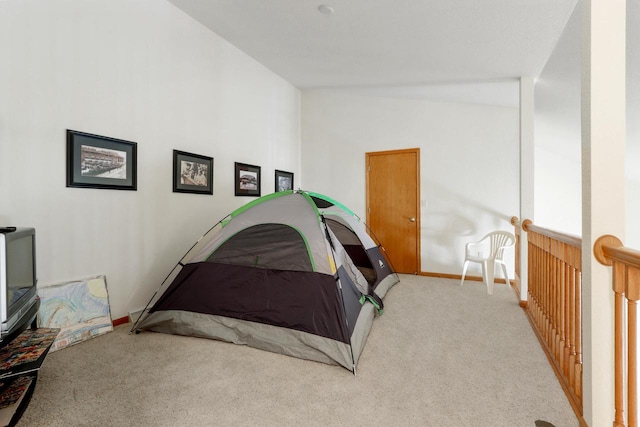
[0,227,39,344]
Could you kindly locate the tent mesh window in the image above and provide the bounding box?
[325,218,377,284]
[206,223,313,271]
[310,196,334,209]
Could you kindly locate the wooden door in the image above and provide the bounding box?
[366,148,420,274]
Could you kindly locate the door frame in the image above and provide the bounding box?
[365,148,421,274]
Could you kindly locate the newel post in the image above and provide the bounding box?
[594,235,628,427]
[520,219,534,306]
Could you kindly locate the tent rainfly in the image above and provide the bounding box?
[131,190,398,372]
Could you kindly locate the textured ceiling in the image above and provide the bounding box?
[169,0,578,105]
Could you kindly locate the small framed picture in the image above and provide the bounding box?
[173,150,213,195]
[275,170,294,192]
[235,162,261,197]
[66,130,137,190]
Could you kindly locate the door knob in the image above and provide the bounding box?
[409,217,416,222]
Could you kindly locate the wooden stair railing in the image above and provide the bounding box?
[521,220,583,418]
[594,235,640,427]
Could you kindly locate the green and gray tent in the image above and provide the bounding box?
[131,190,398,372]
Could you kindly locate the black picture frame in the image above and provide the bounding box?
[173,150,214,195]
[234,162,261,197]
[66,130,137,190]
[275,170,294,192]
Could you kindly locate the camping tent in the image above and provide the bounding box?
[131,190,398,372]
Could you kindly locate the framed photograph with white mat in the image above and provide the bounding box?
[173,150,213,195]
[66,130,137,191]
[274,170,294,192]
[234,162,261,197]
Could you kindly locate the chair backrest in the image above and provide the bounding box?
[486,231,516,260]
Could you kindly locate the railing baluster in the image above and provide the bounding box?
[568,252,576,389]
[627,266,640,427]
[614,272,625,427]
[563,252,567,361]
[575,258,583,404]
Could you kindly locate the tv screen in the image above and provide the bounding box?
[0,227,38,337]
[6,234,35,312]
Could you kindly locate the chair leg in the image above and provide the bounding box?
[460,261,470,286]
[485,261,495,295]
[501,263,510,287]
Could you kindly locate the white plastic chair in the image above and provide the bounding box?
[460,231,515,295]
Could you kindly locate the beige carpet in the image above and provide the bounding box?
[18,275,579,426]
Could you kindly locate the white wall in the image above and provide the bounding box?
[627,0,640,249]
[533,2,582,236]
[534,1,640,248]
[0,0,300,319]
[301,90,519,275]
